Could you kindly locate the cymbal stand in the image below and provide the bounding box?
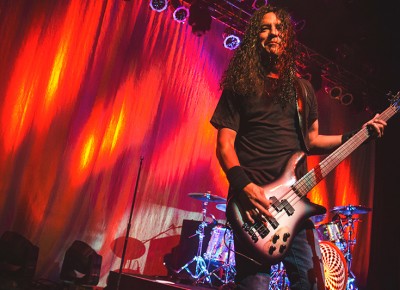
[174,199,212,285]
[343,215,358,290]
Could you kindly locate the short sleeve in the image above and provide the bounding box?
[210,89,241,132]
[302,79,318,127]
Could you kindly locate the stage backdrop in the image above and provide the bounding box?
[0,0,376,287]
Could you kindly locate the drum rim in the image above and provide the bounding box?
[317,221,345,243]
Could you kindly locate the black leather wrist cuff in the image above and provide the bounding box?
[226,166,251,191]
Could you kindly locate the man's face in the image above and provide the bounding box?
[259,12,286,56]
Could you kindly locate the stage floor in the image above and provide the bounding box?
[105,271,235,290]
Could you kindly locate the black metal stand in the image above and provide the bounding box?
[116,156,144,290]
[344,216,358,290]
[174,199,211,284]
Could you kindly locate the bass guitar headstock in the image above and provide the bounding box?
[388,91,400,112]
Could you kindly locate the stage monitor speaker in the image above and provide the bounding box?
[60,240,102,286]
[0,230,39,289]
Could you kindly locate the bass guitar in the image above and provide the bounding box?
[226,92,399,264]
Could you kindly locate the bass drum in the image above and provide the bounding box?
[320,241,348,290]
[268,241,348,290]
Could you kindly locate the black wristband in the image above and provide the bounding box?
[341,129,358,144]
[226,166,252,191]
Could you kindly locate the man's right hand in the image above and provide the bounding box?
[237,182,273,224]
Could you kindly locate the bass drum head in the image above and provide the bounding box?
[319,241,348,290]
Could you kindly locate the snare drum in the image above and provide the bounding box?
[317,221,346,251]
[317,221,344,242]
[204,225,235,266]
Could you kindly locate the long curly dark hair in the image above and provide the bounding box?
[220,5,299,106]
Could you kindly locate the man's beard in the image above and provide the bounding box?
[261,51,279,71]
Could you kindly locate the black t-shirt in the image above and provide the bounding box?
[210,78,318,186]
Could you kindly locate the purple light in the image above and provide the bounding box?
[150,0,168,12]
[173,6,189,23]
[252,0,267,10]
[223,34,241,50]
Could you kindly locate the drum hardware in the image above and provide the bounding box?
[342,214,358,290]
[316,220,347,252]
[269,262,289,290]
[330,204,372,290]
[268,241,347,290]
[201,224,236,286]
[188,192,226,203]
[173,192,227,286]
[202,202,236,286]
[330,205,371,216]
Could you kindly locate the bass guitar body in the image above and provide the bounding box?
[226,151,326,265]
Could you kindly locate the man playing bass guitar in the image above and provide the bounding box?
[210,5,387,290]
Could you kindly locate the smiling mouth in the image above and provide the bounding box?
[261,42,280,49]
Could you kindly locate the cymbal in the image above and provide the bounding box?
[188,192,226,203]
[330,204,372,216]
[216,203,226,212]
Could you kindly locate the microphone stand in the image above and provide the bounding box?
[116,156,144,290]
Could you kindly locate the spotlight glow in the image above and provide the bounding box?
[173,6,189,23]
[150,0,168,12]
[223,34,241,50]
[252,0,268,10]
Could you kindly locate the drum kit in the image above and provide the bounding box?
[320,204,372,290]
[174,192,371,290]
[276,204,372,290]
[173,192,236,287]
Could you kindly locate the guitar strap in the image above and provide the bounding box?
[295,78,312,153]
